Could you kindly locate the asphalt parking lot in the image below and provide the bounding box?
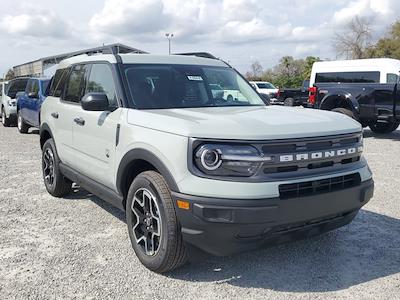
[0,125,399,299]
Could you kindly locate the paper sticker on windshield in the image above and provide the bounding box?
[187,75,203,81]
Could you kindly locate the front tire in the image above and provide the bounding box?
[126,171,187,273]
[369,121,399,134]
[1,108,11,127]
[17,112,29,133]
[42,139,72,197]
[284,97,295,106]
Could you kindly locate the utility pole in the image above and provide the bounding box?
[165,33,174,55]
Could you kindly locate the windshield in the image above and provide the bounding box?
[124,64,265,109]
[256,82,275,89]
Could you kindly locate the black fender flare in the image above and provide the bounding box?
[319,92,359,112]
[39,122,54,149]
[116,148,179,195]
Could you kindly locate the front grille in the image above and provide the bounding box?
[279,173,361,199]
[256,132,363,175]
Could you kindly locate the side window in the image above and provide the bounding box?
[31,80,39,94]
[26,80,33,93]
[63,65,88,103]
[387,73,399,84]
[0,84,2,96]
[49,69,66,97]
[86,64,118,107]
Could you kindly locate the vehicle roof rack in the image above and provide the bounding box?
[174,52,218,60]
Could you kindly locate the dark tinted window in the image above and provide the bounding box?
[0,83,3,96]
[315,71,380,83]
[387,73,398,84]
[256,82,275,89]
[86,64,118,106]
[28,80,39,94]
[49,69,69,97]
[64,65,87,103]
[124,64,264,109]
[8,79,29,98]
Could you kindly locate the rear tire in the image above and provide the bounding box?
[1,108,11,127]
[369,121,399,134]
[126,171,187,273]
[17,112,29,133]
[331,107,356,119]
[42,139,72,197]
[284,98,295,106]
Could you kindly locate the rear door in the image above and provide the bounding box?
[56,64,89,167]
[71,63,121,189]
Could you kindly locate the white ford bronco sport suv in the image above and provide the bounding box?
[40,50,374,273]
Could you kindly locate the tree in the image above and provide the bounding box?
[5,68,15,80]
[302,56,321,79]
[333,16,372,59]
[365,20,400,59]
[245,60,264,80]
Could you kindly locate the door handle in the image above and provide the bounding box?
[51,112,59,119]
[73,117,85,126]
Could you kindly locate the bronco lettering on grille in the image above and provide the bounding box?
[279,146,362,162]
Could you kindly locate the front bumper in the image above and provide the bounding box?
[172,179,374,256]
[6,105,17,118]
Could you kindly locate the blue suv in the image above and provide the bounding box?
[17,78,50,133]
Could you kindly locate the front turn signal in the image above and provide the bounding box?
[177,200,190,210]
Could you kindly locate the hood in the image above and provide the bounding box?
[127,106,361,140]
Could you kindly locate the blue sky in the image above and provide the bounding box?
[0,0,399,76]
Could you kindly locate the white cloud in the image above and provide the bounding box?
[90,0,168,35]
[0,10,70,38]
[1,0,400,75]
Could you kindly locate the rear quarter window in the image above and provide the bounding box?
[315,71,380,83]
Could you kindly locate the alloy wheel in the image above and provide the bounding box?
[43,148,55,187]
[131,188,162,256]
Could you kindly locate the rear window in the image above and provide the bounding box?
[256,83,276,89]
[315,71,380,83]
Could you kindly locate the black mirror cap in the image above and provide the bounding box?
[28,92,38,98]
[81,92,110,111]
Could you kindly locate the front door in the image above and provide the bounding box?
[71,63,121,189]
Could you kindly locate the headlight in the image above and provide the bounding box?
[194,144,272,177]
[7,100,16,106]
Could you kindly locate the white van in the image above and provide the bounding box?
[309,58,400,87]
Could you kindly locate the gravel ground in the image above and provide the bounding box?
[0,125,399,299]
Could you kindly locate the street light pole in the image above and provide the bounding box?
[165,33,174,55]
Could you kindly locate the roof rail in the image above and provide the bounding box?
[174,52,218,59]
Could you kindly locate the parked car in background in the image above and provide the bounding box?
[250,81,279,102]
[39,52,373,273]
[1,77,29,127]
[16,77,50,133]
[278,80,310,106]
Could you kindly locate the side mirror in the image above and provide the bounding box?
[81,92,110,111]
[28,92,38,98]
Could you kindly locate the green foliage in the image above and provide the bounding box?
[245,56,320,88]
[365,20,400,59]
